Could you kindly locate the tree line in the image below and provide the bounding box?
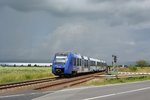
[135,60,149,67]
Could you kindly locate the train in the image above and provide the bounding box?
[52,52,107,76]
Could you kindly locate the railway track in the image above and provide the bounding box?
[0,72,105,94]
[0,77,59,90]
[35,72,105,91]
[0,76,60,94]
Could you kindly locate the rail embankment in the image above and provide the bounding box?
[86,67,150,86]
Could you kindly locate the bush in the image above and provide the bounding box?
[129,66,137,72]
[136,60,149,68]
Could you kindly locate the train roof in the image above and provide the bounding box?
[55,52,69,56]
[83,56,88,60]
[73,53,82,58]
[54,52,106,63]
[89,58,98,61]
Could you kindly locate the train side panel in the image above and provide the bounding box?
[64,53,73,74]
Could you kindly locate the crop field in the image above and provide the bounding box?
[0,66,54,84]
[118,67,150,72]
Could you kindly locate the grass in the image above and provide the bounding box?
[118,67,150,72]
[86,76,150,86]
[0,67,54,84]
[86,67,150,86]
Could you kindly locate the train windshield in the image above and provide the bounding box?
[54,56,68,65]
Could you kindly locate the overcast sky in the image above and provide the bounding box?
[0,0,150,64]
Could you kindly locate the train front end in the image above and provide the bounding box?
[52,53,72,76]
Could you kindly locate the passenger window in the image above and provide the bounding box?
[77,58,79,66]
[74,58,76,66]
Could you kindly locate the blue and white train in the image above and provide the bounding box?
[52,52,107,76]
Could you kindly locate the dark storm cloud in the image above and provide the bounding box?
[1,0,150,25]
[0,0,150,63]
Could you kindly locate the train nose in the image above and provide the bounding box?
[54,65,65,74]
[55,68,64,74]
[56,69,61,72]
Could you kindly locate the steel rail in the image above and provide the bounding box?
[0,77,58,90]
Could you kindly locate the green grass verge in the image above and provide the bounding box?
[0,67,54,84]
[86,76,150,86]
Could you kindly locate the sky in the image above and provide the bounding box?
[0,0,150,64]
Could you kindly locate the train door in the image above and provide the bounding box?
[73,57,77,73]
[77,58,83,72]
[96,61,98,71]
[81,58,84,71]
